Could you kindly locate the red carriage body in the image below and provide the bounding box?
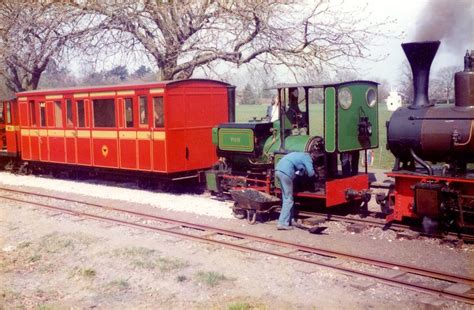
[0,100,21,158]
[12,79,234,179]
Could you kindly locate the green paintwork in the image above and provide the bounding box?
[337,83,379,152]
[218,128,254,152]
[324,87,336,153]
[205,170,218,192]
[212,127,218,145]
[262,134,312,160]
[263,136,312,188]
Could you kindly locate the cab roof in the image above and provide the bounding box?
[267,80,378,90]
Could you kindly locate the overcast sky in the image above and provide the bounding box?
[71,0,473,89]
[214,0,474,89]
[354,0,473,87]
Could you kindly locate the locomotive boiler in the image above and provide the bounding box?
[383,41,474,233]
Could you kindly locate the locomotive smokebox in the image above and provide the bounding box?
[387,41,474,169]
[401,41,440,109]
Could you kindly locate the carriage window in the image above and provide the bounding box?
[153,97,164,128]
[40,102,46,127]
[124,98,134,128]
[6,102,11,124]
[139,96,148,125]
[66,99,73,128]
[54,101,63,127]
[29,101,36,126]
[77,100,85,128]
[0,102,4,123]
[93,98,115,128]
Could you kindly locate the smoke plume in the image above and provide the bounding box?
[414,0,473,51]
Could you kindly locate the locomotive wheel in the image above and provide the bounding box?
[247,210,257,225]
[232,203,246,219]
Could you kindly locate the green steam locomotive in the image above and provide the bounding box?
[206,80,379,218]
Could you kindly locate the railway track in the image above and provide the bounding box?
[1,186,473,305]
[297,210,474,243]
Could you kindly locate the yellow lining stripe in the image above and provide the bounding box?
[45,95,63,100]
[117,90,135,96]
[137,132,151,139]
[119,131,137,139]
[48,130,65,137]
[92,131,117,139]
[153,131,166,140]
[77,131,90,138]
[73,93,89,98]
[18,129,167,141]
[150,88,164,94]
[90,91,116,97]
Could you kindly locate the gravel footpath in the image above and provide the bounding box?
[0,172,233,219]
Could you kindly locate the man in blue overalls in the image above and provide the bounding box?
[275,152,315,230]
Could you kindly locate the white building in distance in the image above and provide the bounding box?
[386,90,402,111]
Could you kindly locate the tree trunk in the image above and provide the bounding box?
[160,52,179,80]
[446,87,449,104]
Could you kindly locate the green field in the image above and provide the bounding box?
[235,104,395,170]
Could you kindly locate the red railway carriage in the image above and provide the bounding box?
[13,79,235,180]
[0,99,21,158]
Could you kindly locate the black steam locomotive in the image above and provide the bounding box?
[381,41,474,233]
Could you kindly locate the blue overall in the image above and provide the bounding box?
[275,152,315,227]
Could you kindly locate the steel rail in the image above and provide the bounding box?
[0,189,473,304]
[0,186,473,286]
[298,211,474,242]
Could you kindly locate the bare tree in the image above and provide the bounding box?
[79,0,392,80]
[38,60,78,89]
[0,1,104,92]
[434,65,460,104]
[397,59,413,103]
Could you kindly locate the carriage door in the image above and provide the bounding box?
[0,102,5,151]
[39,101,49,161]
[152,96,166,171]
[65,98,76,164]
[119,97,138,169]
[137,94,152,170]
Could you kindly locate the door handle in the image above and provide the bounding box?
[185,146,189,160]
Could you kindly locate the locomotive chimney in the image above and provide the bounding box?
[402,41,440,109]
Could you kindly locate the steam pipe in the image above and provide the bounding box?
[279,89,286,151]
[410,148,433,175]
